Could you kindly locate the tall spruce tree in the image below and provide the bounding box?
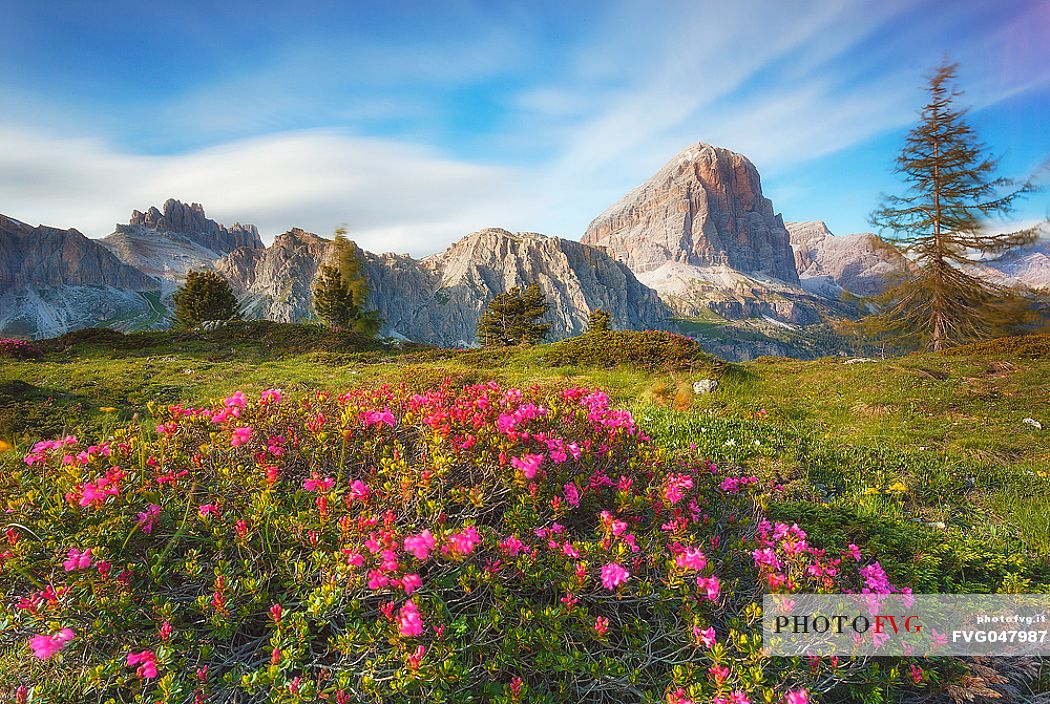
[477,286,551,347]
[173,270,240,329]
[866,61,1041,350]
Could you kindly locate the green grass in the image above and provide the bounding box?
[3,324,1049,589]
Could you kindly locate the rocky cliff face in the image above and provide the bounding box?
[0,214,161,337]
[218,227,668,346]
[103,200,263,283]
[583,143,799,284]
[412,228,668,344]
[216,228,331,322]
[1,214,158,290]
[787,221,906,297]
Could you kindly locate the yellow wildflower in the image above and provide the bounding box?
[0,439,12,453]
[887,481,908,493]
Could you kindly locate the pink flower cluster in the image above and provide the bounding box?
[30,628,75,659]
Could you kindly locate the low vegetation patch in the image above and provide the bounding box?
[543,330,723,373]
[1,383,960,703]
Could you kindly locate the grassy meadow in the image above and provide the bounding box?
[3,323,1048,598]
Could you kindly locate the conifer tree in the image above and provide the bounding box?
[866,61,1042,350]
[477,286,551,347]
[173,270,240,329]
[312,265,357,330]
[587,308,611,333]
[317,227,383,336]
[519,285,552,344]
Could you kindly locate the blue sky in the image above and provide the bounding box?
[1,0,1048,255]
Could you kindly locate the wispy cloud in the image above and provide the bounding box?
[0,126,523,254]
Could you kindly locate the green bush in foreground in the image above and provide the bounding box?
[0,382,967,703]
[544,330,720,373]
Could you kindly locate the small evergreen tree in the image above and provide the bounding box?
[587,308,611,333]
[866,61,1042,350]
[173,270,240,329]
[312,265,357,330]
[477,286,551,347]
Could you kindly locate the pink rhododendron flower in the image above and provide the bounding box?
[696,626,716,648]
[398,600,424,637]
[676,547,707,572]
[230,426,253,447]
[404,530,436,561]
[668,689,694,704]
[696,575,721,601]
[563,481,580,507]
[784,690,809,704]
[29,628,74,659]
[127,649,159,679]
[198,503,219,517]
[303,474,335,492]
[444,526,481,557]
[136,504,161,533]
[348,480,371,502]
[594,616,609,636]
[260,388,283,404]
[664,473,693,504]
[361,409,396,427]
[401,573,423,595]
[600,562,630,590]
[511,453,544,480]
[62,547,93,571]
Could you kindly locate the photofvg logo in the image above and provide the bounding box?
[763,594,1050,657]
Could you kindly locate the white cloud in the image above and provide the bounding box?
[0,126,524,255]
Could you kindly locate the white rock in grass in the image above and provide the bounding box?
[693,379,719,395]
[1023,417,1043,430]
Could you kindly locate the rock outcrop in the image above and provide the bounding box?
[0,214,161,337]
[583,143,799,284]
[787,221,906,297]
[103,200,263,283]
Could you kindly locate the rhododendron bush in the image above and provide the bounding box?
[2,382,927,702]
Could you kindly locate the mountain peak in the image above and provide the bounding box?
[125,198,263,255]
[582,142,799,284]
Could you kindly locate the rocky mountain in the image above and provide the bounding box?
[102,199,263,283]
[581,143,835,327]
[583,143,799,284]
[974,237,1050,290]
[787,221,1049,296]
[0,214,161,337]
[787,221,906,297]
[218,227,667,346]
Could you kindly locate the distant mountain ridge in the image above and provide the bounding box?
[1,143,1045,354]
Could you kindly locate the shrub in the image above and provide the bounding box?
[942,333,1050,358]
[3,383,946,702]
[0,338,41,360]
[544,330,722,373]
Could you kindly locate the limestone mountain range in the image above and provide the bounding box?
[1,142,1045,353]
